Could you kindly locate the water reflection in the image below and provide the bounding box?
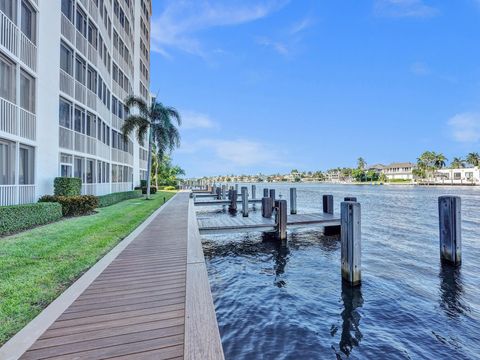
[261,233,290,287]
[439,264,469,319]
[332,284,364,358]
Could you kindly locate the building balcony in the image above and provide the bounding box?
[0,184,35,206]
[0,98,36,141]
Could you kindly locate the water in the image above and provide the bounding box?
[197,184,480,359]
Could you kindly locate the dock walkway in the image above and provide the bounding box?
[5,192,223,360]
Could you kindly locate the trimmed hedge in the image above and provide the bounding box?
[141,186,157,195]
[0,203,63,236]
[54,177,82,196]
[140,180,147,188]
[98,191,142,208]
[39,195,98,217]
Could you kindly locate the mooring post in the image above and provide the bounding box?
[216,187,222,200]
[344,197,357,202]
[275,200,288,240]
[221,185,226,199]
[439,196,461,265]
[341,201,361,286]
[241,187,249,217]
[262,197,273,218]
[235,184,239,192]
[229,190,238,212]
[323,195,334,214]
[290,188,297,215]
[252,185,256,199]
[270,189,276,201]
[263,188,269,198]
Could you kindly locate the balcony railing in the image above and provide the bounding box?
[76,31,87,57]
[0,98,36,141]
[61,15,75,44]
[20,32,37,71]
[86,88,97,110]
[0,185,35,206]
[59,126,74,150]
[74,132,86,153]
[112,182,133,193]
[60,69,74,97]
[75,81,86,104]
[0,11,19,56]
[87,43,97,66]
[19,108,36,140]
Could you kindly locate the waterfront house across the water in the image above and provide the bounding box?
[383,162,416,181]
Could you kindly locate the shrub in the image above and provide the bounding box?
[164,186,176,191]
[141,186,157,194]
[39,195,98,217]
[54,177,82,196]
[0,202,63,236]
[98,191,142,208]
[140,180,147,188]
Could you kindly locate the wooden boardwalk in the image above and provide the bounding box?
[15,192,223,360]
[198,212,340,234]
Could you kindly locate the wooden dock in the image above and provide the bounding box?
[198,212,340,234]
[6,192,224,360]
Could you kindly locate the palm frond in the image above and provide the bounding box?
[121,115,146,138]
[125,95,149,118]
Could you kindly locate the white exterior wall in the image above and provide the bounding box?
[0,0,151,206]
[434,168,480,185]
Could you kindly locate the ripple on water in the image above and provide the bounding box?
[202,184,480,359]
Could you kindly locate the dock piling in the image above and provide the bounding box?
[344,197,357,202]
[269,189,276,201]
[262,197,273,218]
[323,195,334,214]
[252,185,256,199]
[216,187,222,200]
[275,200,288,240]
[229,190,238,213]
[439,196,462,266]
[241,187,249,217]
[341,201,361,287]
[263,188,269,198]
[290,188,297,215]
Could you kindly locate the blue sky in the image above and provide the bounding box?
[150,0,480,177]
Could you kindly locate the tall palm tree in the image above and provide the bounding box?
[357,157,366,170]
[450,157,465,169]
[434,153,447,169]
[466,152,480,167]
[122,95,181,199]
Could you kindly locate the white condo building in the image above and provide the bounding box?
[0,0,152,206]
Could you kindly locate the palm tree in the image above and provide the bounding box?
[357,157,366,170]
[450,157,465,169]
[434,153,447,169]
[466,152,480,167]
[122,96,181,199]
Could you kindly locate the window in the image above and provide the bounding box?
[75,56,86,84]
[87,66,97,92]
[76,8,87,37]
[86,159,94,183]
[88,23,98,49]
[19,144,34,184]
[60,153,72,177]
[20,70,35,113]
[61,0,74,21]
[59,98,72,128]
[0,139,15,185]
[21,1,36,44]
[74,157,83,181]
[86,112,96,137]
[74,107,85,133]
[0,0,17,23]
[60,42,74,75]
[0,53,16,102]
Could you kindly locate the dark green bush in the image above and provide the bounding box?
[39,195,98,217]
[0,202,63,236]
[98,191,142,208]
[54,177,82,196]
[141,186,157,195]
[140,180,147,188]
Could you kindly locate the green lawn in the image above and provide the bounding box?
[0,191,176,346]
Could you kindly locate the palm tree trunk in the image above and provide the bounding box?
[146,126,153,200]
[154,161,158,188]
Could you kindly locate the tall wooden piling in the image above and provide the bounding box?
[323,195,334,214]
[241,187,249,217]
[216,187,222,200]
[262,197,273,218]
[341,201,361,286]
[263,188,269,198]
[439,196,461,265]
[252,185,256,199]
[275,200,288,240]
[270,189,276,201]
[290,188,297,215]
[235,184,239,192]
[221,185,226,199]
[229,190,238,212]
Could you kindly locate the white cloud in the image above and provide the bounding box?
[289,17,314,35]
[256,36,289,55]
[448,113,480,143]
[151,0,289,58]
[181,111,218,129]
[178,138,288,167]
[374,0,439,18]
[410,61,431,76]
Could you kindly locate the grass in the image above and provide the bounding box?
[0,191,176,346]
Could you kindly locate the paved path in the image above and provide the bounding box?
[21,193,191,360]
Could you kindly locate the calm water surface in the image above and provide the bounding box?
[197,184,480,360]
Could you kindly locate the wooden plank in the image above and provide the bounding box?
[185,199,225,360]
